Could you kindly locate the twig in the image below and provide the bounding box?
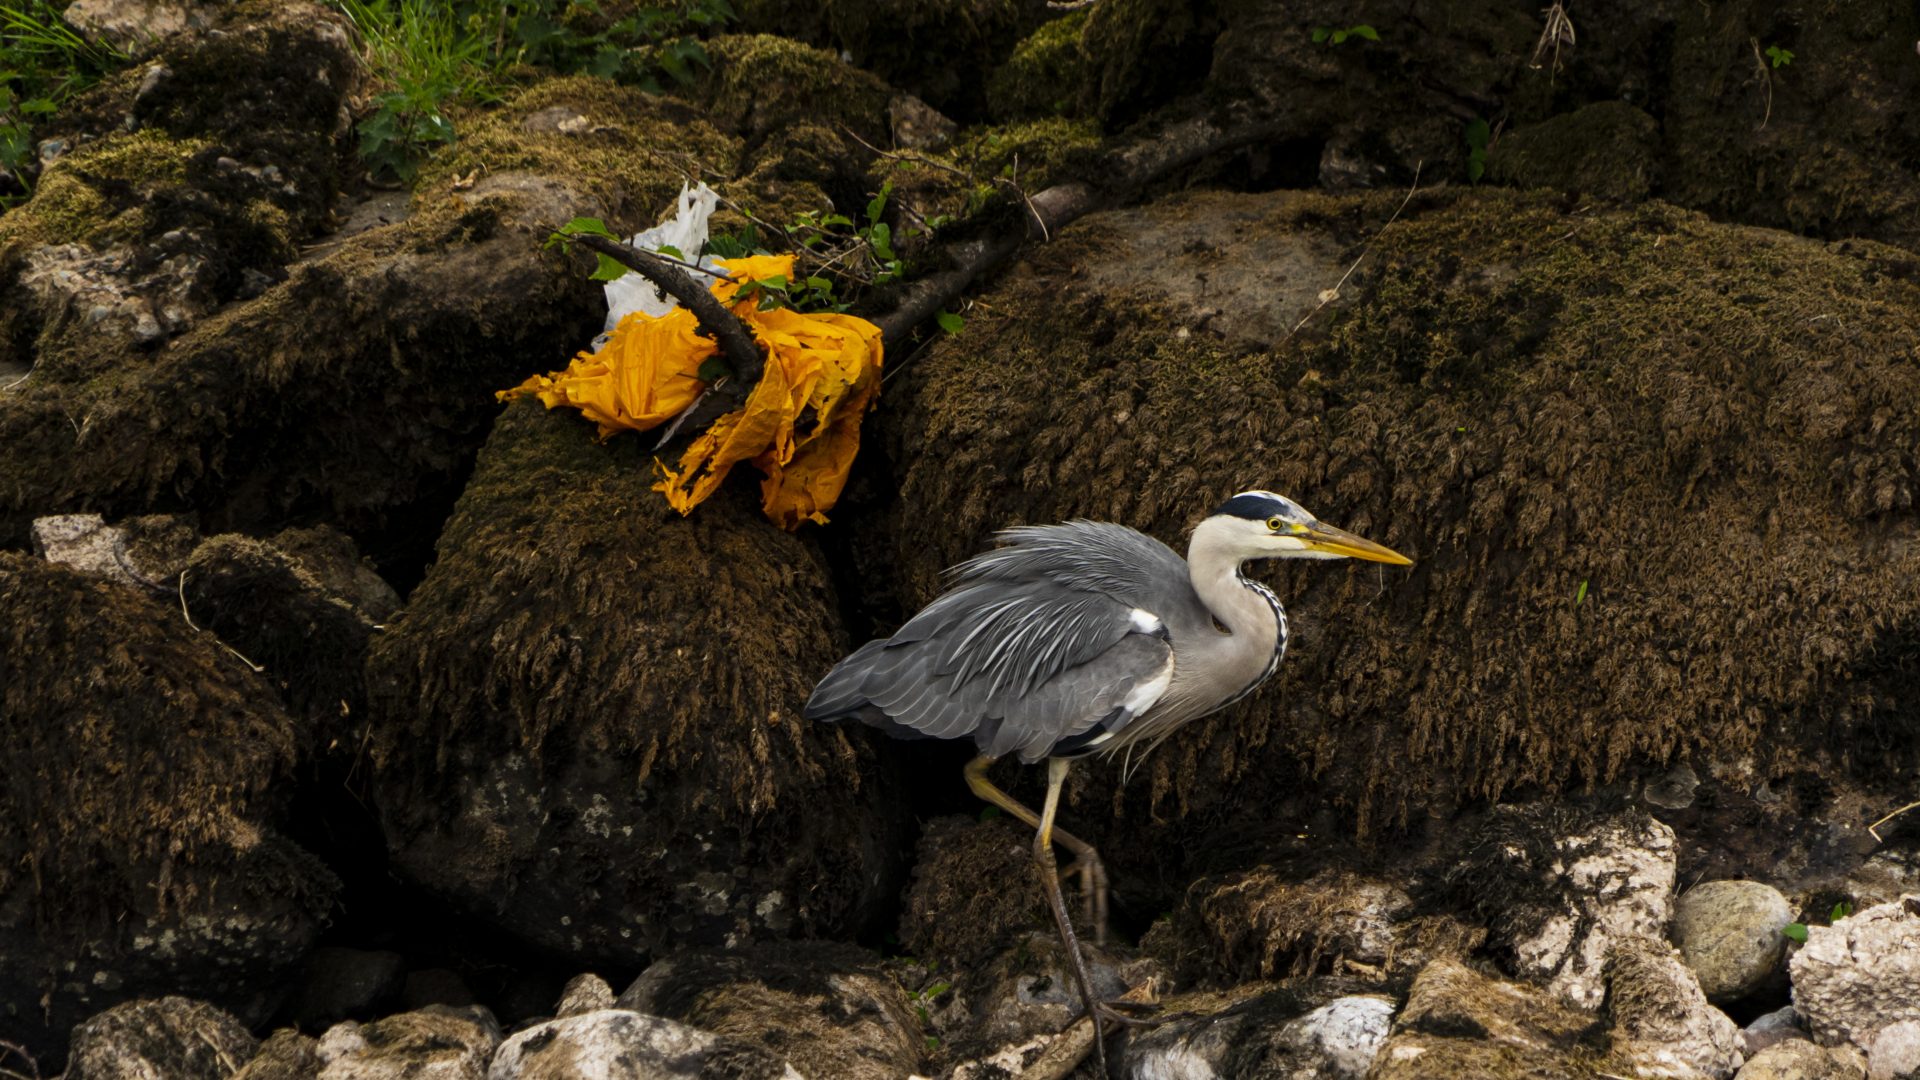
[1531,3,1576,77]
[839,124,974,180]
[572,233,765,391]
[1870,800,1920,843]
[1750,38,1774,129]
[177,571,266,673]
[1015,981,1159,1080]
[0,1039,39,1080]
[1283,161,1424,342]
[995,153,1050,243]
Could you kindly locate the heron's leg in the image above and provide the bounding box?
[964,756,1111,943]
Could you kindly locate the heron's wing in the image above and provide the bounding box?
[804,572,1175,763]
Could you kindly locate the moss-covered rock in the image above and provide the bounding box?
[65,997,259,1080]
[1082,0,1214,126]
[365,399,908,964]
[0,1,363,360]
[987,12,1091,121]
[0,554,335,1066]
[898,815,1051,966]
[821,0,1027,121]
[0,78,735,566]
[617,943,923,1080]
[1488,101,1660,202]
[1373,958,1611,1078]
[874,186,1920,869]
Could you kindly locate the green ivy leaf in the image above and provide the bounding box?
[935,310,964,334]
[1311,26,1331,43]
[1350,24,1380,41]
[559,216,618,239]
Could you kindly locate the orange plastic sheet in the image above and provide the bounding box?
[500,254,883,529]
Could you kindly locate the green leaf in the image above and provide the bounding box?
[868,221,894,260]
[19,97,55,115]
[822,213,853,228]
[1575,579,1588,605]
[1350,24,1380,41]
[1331,29,1348,44]
[1312,26,1330,43]
[590,253,629,281]
[696,356,731,382]
[1831,901,1853,921]
[655,243,685,261]
[865,186,889,227]
[1766,44,1794,68]
[935,310,964,334]
[1465,117,1491,183]
[559,216,618,239]
[1782,923,1808,943]
[978,805,1001,822]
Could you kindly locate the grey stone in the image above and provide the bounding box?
[486,1010,802,1080]
[557,973,615,1018]
[315,1006,500,1080]
[66,997,258,1080]
[1737,1039,1864,1080]
[1676,880,1794,1001]
[63,0,209,54]
[888,93,955,150]
[1792,897,1920,1053]
[1278,995,1395,1077]
[1118,988,1391,1080]
[1869,1020,1920,1080]
[1745,1006,1810,1057]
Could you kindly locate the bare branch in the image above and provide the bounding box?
[572,233,765,391]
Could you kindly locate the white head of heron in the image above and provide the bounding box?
[1199,490,1414,566]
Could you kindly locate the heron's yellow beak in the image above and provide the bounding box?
[1301,521,1414,565]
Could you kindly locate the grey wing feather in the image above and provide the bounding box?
[803,522,1183,762]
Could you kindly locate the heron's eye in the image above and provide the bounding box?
[1266,516,1285,532]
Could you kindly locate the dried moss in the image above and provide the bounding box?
[879,187,1920,848]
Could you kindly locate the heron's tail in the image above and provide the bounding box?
[801,638,890,721]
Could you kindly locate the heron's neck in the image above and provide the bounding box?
[1187,520,1282,639]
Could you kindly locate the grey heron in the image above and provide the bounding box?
[805,491,1411,1068]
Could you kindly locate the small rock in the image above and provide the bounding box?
[1605,936,1744,1080]
[63,0,209,54]
[66,997,258,1080]
[1869,1020,1920,1080]
[521,105,592,134]
[31,512,196,588]
[315,1006,499,1080]
[233,1030,321,1080]
[1791,897,1920,1053]
[287,947,404,1029]
[888,93,955,150]
[1675,880,1794,1001]
[1279,995,1395,1077]
[488,1009,802,1080]
[557,973,615,1017]
[1737,1039,1865,1079]
[1745,1006,1809,1057]
[1645,763,1703,810]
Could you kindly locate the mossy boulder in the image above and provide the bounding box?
[1488,101,1660,202]
[987,12,1091,121]
[0,554,335,1066]
[874,186,1920,877]
[617,943,923,1080]
[1373,958,1612,1078]
[821,0,1028,121]
[64,997,258,1080]
[0,1,363,359]
[1082,0,1214,127]
[0,80,733,566]
[365,400,908,965]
